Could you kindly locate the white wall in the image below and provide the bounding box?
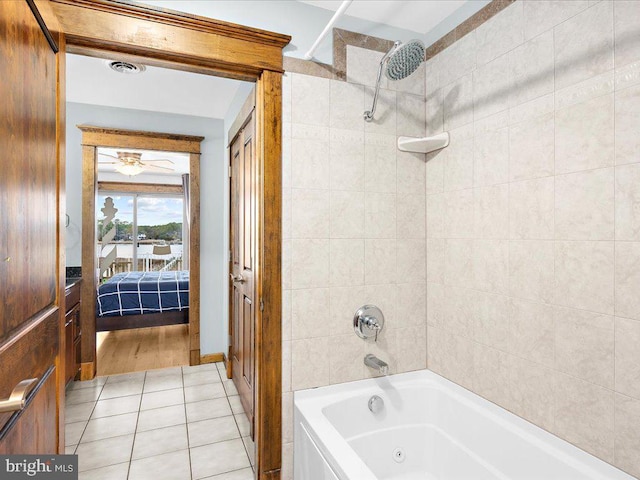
[66,102,227,355]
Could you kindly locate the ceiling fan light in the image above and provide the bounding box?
[115,163,144,176]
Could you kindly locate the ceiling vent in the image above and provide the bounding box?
[106,60,146,74]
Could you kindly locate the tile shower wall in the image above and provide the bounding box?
[281,48,427,478]
[424,0,640,477]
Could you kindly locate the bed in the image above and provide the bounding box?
[96,270,189,331]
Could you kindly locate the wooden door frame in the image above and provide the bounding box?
[48,1,288,478]
[78,126,204,374]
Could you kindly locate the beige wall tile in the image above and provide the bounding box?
[443,75,474,130]
[397,195,426,239]
[444,189,474,238]
[509,298,555,367]
[473,240,508,295]
[615,83,640,166]
[346,46,387,88]
[330,190,364,239]
[396,283,426,329]
[509,177,554,240]
[396,326,427,372]
[616,163,640,241]
[426,282,445,328]
[291,138,330,189]
[364,193,396,239]
[364,284,397,327]
[614,0,640,69]
[615,317,640,400]
[615,394,640,478]
[425,88,444,136]
[330,239,364,287]
[474,124,509,187]
[396,151,426,195]
[615,242,640,321]
[509,112,554,181]
[397,239,426,284]
[509,240,555,303]
[291,73,330,126]
[442,125,474,192]
[555,93,615,175]
[330,80,365,132]
[555,168,615,241]
[554,372,615,462]
[291,189,330,239]
[445,239,474,288]
[364,239,396,285]
[473,343,511,408]
[509,356,556,431]
[291,239,329,289]
[554,306,614,389]
[473,53,513,121]
[329,334,365,384]
[329,286,365,337]
[473,291,510,351]
[474,185,509,240]
[395,61,425,96]
[510,30,554,107]
[424,55,441,96]
[443,286,476,339]
[554,1,614,90]
[291,337,331,390]
[439,32,477,87]
[292,288,330,340]
[426,239,445,284]
[396,92,426,137]
[554,241,614,314]
[364,134,396,193]
[426,193,445,239]
[523,0,589,41]
[475,2,523,66]
[425,153,445,195]
[329,129,364,191]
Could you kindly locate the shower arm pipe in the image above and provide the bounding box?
[304,0,353,60]
[364,41,399,122]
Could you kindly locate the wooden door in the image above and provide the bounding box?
[0,0,61,454]
[230,111,256,432]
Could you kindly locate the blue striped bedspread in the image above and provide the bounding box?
[97,270,189,317]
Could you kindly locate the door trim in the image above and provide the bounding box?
[51,2,289,478]
[78,126,203,373]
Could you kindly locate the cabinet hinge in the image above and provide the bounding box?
[260,299,264,312]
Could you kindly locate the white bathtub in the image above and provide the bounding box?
[294,370,634,480]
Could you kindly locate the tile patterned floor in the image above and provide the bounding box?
[65,362,255,480]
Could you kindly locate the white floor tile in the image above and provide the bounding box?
[182,363,218,374]
[81,412,138,443]
[65,444,77,454]
[132,424,188,460]
[184,383,226,403]
[234,414,251,437]
[76,434,134,472]
[190,438,250,479]
[242,436,256,467]
[202,467,254,480]
[65,422,86,446]
[187,416,240,447]
[68,377,107,391]
[137,404,186,432]
[65,402,95,424]
[91,395,141,419]
[183,370,221,387]
[67,386,103,405]
[105,372,145,384]
[145,366,183,378]
[100,381,144,400]
[186,398,232,423]
[222,379,238,396]
[129,449,191,480]
[143,374,183,393]
[140,388,184,411]
[78,462,129,480]
[228,395,244,415]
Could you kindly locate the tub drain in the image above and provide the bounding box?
[392,448,405,463]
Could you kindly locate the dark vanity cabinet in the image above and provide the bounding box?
[64,280,82,385]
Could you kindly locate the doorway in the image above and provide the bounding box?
[53,2,288,477]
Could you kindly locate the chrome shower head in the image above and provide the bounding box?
[364,39,425,122]
[385,39,425,81]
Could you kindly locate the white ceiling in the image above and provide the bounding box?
[298,0,469,36]
[66,54,244,119]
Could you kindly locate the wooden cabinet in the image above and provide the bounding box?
[65,281,82,385]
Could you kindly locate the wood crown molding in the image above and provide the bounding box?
[97,182,184,195]
[52,0,291,48]
[77,125,204,153]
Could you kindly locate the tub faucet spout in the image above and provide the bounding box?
[364,354,389,375]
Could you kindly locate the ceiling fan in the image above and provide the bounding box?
[98,151,175,176]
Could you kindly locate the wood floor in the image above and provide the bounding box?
[96,324,189,376]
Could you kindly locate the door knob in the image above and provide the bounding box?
[230,273,245,284]
[0,378,38,413]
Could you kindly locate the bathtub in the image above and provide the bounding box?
[294,370,634,480]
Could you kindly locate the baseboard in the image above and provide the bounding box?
[200,352,224,364]
[80,361,96,381]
